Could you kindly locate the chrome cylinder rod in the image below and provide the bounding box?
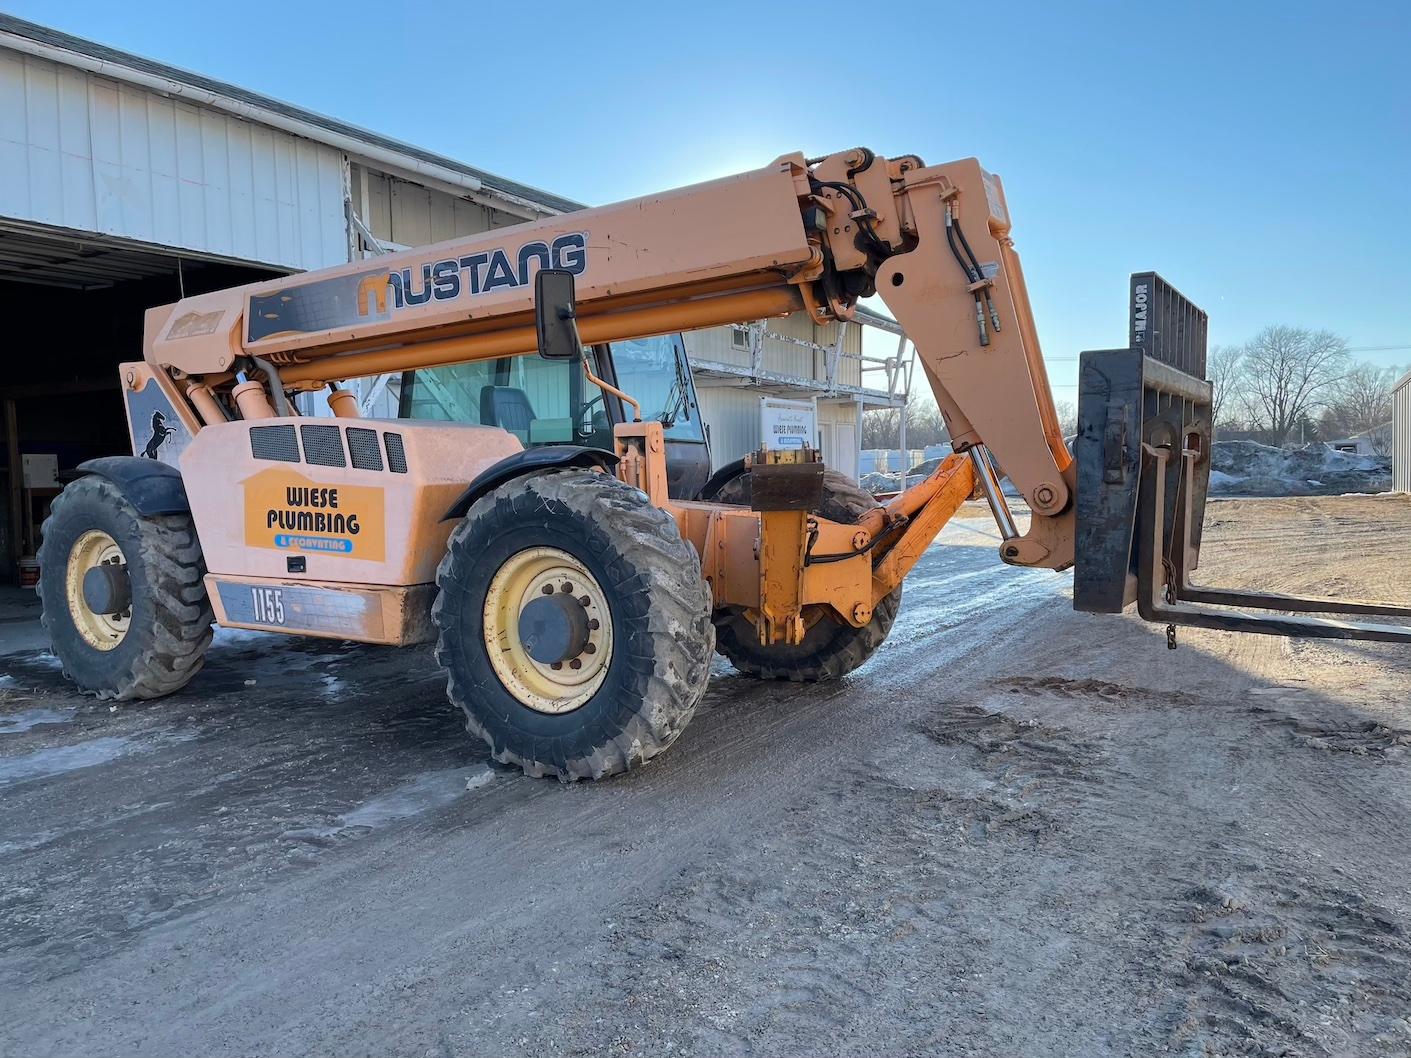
[967,445,1020,541]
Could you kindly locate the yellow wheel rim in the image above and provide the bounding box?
[65,530,131,651]
[483,547,613,714]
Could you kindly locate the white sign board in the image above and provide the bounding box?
[760,397,816,451]
[22,453,59,489]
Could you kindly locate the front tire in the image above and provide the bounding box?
[38,476,213,700]
[433,470,713,781]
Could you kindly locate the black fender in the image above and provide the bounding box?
[696,457,748,502]
[75,456,190,516]
[441,446,620,522]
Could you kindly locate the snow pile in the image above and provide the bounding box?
[858,439,1390,498]
[1208,441,1390,496]
[861,456,948,495]
[860,472,899,494]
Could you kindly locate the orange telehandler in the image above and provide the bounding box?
[37,148,1411,779]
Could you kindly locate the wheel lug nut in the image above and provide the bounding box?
[560,583,574,593]
[584,643,596,654]
[578,596,590,607]
[541,584,554,595]
[569,658,582,670]
[588,618,600,630]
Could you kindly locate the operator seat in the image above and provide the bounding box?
[480,386,536,441]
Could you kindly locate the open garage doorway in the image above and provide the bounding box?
[0,224,281,584]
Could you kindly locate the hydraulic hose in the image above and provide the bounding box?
[249,356,293,417]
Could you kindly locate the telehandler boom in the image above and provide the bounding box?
[38,148,1411,780]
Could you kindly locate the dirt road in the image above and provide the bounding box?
[3,497,1410,1057]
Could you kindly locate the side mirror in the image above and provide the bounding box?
[535,268,583,362]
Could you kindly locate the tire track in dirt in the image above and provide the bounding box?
[1163,865,1411,1057]
[972,653,1411,1057]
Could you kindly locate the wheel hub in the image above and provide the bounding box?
[518,593,592,664]
[82,562,132,617]
[65,530,131,650]
[483,547,613,714]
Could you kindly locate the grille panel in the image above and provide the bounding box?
[300,424,346,467]
[346,427,384,471]
[384,432,408,474]
[250,425,300,462]
[1129,272,1208,377]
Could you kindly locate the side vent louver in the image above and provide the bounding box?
[384,432,408,474]
[300,424,346,467]
[347,427,384,471]
[250,424,300,462]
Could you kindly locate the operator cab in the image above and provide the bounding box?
[399,335,711,500]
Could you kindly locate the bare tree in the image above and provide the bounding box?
[1237,326,1349,445]
[861,398,948,450]
[1324,362,1396,438]
[904,399,949,448]
[1207,343,1244,427]
[1053,399,1077,439]
[861,407,900,449]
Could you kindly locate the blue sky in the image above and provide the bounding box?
[9,0,1410,398]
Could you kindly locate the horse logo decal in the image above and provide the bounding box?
[142,411,175,459]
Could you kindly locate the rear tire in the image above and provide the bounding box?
[38,476,213,700]
[433,470,713,781]
[712,468,902,681]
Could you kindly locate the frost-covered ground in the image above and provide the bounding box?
[4,499,1411,1057]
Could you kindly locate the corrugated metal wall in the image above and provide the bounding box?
[350,162,509,248]
[0,50,348,270]
[696,388,758,469]
[1395,372,1411,493]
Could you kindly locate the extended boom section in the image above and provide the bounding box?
[140,148,1076,578]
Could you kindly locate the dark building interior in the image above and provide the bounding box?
[0,226,278,582]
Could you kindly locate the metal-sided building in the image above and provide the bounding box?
[0,15,911,581]
[0,15,573,580]
[687,305,911,479]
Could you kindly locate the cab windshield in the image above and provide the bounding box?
[399,334,705,449]
[608,335,705,444]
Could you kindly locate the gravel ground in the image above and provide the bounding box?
[2,496,1410,1057]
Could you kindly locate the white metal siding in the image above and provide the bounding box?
[352,163,509,248]
[1395,372,1411,494]
[0,50,347,270]
[688,316,862,384]
[696,388,759,470]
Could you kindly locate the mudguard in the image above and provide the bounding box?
[441,446,620,521]
[75,456,191,516]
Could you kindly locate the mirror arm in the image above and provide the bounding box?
[582,352,641,423]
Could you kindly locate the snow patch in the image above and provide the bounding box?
[0,737,134,786]
[0,707,76,734]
